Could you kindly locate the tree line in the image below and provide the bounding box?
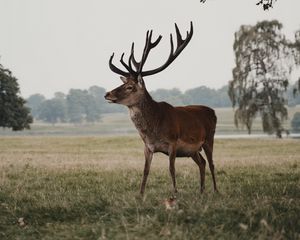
[26,86,123,124]
[26,85,231,124]
[25,82,300,125]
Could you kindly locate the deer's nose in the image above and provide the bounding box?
[104,92,111,99]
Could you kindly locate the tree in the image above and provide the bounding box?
[53,92,67,122]
[66,88,102,124]
[87,86,104,122]
[228,20,295,138]
[85,94,101,123]
[38,99,66,124]
[216,85,232,107]
[66,89,86,124]
[26,93,46,118]
[0,63,32,130]
[151,88,184,106]
[184,86,210,106]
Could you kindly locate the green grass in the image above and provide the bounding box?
[0,136,299,239]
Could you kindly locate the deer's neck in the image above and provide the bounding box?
[129,91,159,138]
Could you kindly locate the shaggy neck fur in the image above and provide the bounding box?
[128,90,160,138]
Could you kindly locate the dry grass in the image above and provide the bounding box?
[0,136,299,239]
[0,136,298,170]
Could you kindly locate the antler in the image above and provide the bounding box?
[140,21,193,77]
[109,53,131,77]
[131,30,162,73]
[109,21,193,79]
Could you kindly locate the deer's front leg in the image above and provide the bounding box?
[140,145,153,195]
[168,145,177,194]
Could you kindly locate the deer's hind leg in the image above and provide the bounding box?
[191,152,206,193]
[203,138,217,192]
[168,145,178,194]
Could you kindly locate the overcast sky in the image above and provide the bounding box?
[0,0,300,98]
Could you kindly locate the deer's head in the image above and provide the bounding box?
[104,75,146,106]
[105,22,193,107]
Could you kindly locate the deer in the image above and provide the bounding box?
[104,22,217,195]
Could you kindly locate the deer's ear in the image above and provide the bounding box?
[120,76,128,83]
[137,75,145,88]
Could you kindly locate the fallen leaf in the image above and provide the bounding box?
[239,223,248,230]
[160,226,171,236]
[18,217,26,227]
[163,196,177,210]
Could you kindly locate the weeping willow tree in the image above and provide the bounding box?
[228,20,296,138]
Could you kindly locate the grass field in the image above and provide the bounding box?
[0,136,299,239]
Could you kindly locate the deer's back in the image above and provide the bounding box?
[176,105,216,130]
[157,102,216,140]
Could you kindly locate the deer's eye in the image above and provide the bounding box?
[126,86,133,91]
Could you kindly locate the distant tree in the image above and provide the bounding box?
[229,20,295,138]
[87,85,125,114]
[216,85,232,107]
[291,112,300,132]
[88,86,105,119]
[85,94,101,123]
[88,86,106,103]
[38,98,66,124]
[66,88,102,124]
[184,86,211,106]
[0,63,32,130]
[66,89,86,124]
[53,92,67,122]
[151,88,184,106]
[54,92,66,100]
[150,86,231,108]
[183,86,222,107]
[26,93,46,118]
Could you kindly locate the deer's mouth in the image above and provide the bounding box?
[106,98,117,103]
[104,92,118,103]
